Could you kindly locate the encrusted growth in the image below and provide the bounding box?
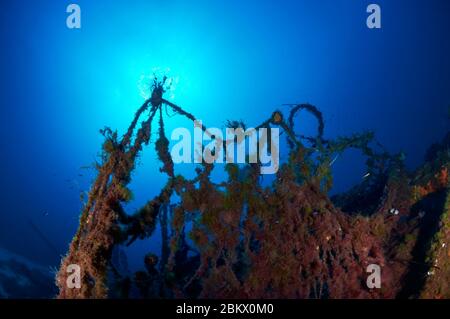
[57,79,450,299]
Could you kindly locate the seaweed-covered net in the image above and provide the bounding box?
[57,78,450,299]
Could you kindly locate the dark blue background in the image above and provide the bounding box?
[0,0,449,273]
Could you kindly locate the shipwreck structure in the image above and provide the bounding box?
[57,77,449,299]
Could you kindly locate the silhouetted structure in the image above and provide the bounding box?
[57,78,450,299]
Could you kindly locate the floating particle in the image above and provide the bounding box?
[389,208,399,215]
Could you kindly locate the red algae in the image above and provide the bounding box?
[57,80,450,299]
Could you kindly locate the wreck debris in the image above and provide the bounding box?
[57,78,450,299]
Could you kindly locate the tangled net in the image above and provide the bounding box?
[57,77,450,299]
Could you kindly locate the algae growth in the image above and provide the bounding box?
[57,77,450,299]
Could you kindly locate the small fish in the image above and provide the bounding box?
[362,172,371,179]
[79,191,88,202]
[329,154,339,167]
[389,208,399,215]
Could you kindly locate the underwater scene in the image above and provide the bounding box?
[0,0,450,302]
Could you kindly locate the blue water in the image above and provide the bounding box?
[0,0,449,276]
